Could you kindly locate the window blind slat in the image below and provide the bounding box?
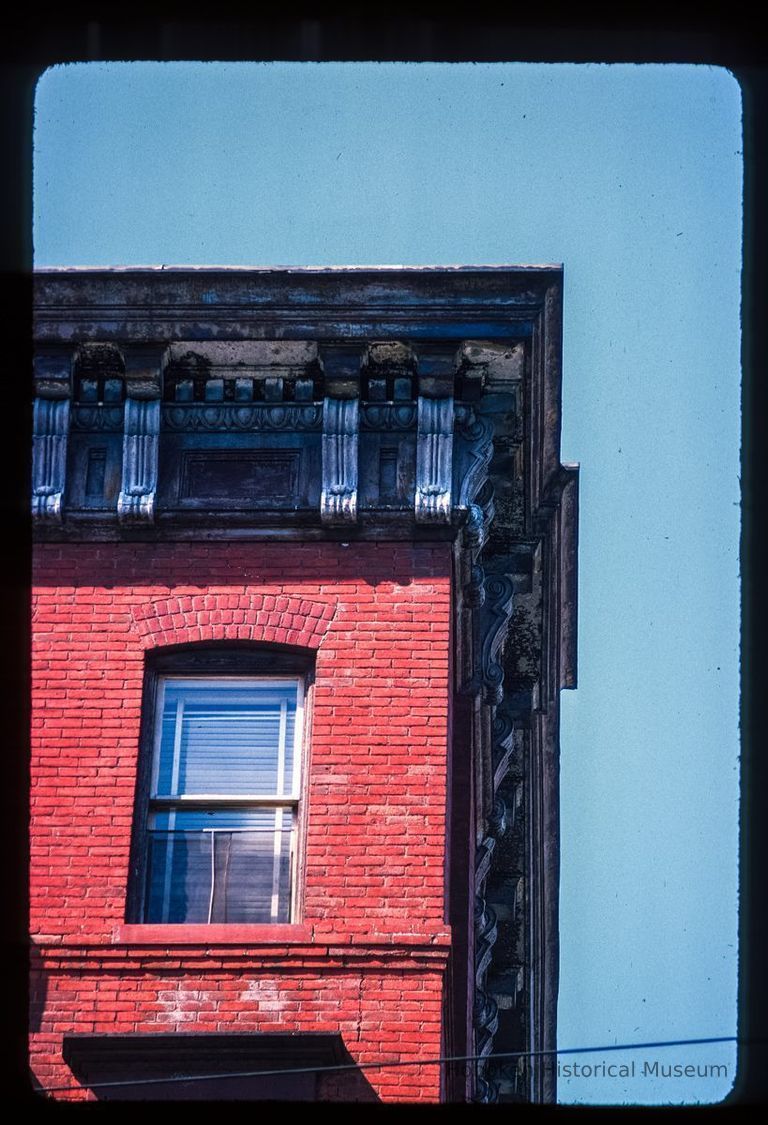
[155,682,297,797]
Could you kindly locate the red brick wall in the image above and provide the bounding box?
[30,542,453,1102]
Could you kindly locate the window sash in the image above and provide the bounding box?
[142,674,304,924]
[145,813,296,924]
[150,677,302,801]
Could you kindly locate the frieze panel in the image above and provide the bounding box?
[178,449,301,506]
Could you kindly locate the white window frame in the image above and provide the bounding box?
[144,674,305,924]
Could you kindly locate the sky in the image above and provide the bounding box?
[32,61,742,1105]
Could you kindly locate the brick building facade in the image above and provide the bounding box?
[30,267,578,1102]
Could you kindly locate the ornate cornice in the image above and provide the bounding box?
[32,269,566,543]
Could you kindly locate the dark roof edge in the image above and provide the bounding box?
[34,264,563,274]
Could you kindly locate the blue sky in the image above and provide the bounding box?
[33,61,742,1104]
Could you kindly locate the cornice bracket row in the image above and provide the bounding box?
[31,341,505,531]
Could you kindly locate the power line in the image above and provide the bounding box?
[39,1035,739,1095]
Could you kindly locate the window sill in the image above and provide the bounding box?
[114,923,313,945]
[34,927,453,970]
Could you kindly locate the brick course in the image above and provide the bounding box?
[31,541,453,1102]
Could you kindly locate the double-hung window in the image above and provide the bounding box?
[134,663,305,925]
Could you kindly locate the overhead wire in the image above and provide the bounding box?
[38,1035,740,1095]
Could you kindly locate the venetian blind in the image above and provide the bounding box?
[154,679,298,797]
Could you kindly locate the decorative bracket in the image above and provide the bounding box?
[480,574,515,705]
[117,347,163,524]
[473,793,511,1104]
[320,397,359,524]
[32,399,70,524]
[455,410,495,548]
[32,351,72,524]
[415,395,454,523]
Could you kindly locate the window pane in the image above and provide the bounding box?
[155,679,298,797]
[145,808,294,923]
[145,829,211,924]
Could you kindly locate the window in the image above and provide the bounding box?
[129,646,311,925]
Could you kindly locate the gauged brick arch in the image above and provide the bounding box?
[130,592,336,651]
